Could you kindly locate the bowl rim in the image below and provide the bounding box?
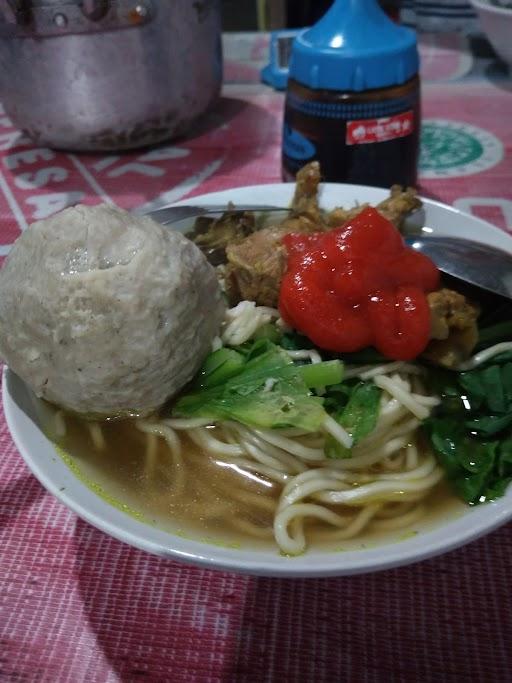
[470,0,512,15]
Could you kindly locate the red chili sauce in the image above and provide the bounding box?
[279,207,440,361]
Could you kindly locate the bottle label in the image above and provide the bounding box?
[346,111,414,146]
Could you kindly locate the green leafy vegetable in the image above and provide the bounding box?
[173,340,343,431]
[326,382,382,459]
[197,348,245,388]
[297,360,343,390]
[251,323,282,344]
[426,416,507,503]
[338,382,382,443]
[322,383,352,414]
[459,362,512,413]
[425,352,512,504]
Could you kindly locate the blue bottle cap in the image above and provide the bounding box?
[289,0,419,92]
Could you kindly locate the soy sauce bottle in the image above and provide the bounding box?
[282,0,421,188]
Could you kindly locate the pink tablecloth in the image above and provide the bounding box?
[1,32,512,682]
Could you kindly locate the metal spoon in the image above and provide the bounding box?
[145,204,512,301]
[406,236,512,300]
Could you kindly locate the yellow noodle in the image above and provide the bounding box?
[87,422,106,451]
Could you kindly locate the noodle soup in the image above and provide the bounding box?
[39,382,466,555]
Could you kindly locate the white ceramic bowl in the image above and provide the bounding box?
[4,182,512,577]
[471,0,512,65]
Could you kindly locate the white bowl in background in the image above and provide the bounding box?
[471,0,512,65]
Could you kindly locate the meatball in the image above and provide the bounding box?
[0,204,225,417]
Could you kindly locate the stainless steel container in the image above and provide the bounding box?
[0,0,222,150]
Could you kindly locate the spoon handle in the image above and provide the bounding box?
[145,204,290,225]
[406,236,512,300]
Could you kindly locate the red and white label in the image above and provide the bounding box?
[346,110,414,145]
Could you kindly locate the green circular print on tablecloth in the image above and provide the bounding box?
[419,119,503,178]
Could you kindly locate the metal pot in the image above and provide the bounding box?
[0,0,222,150]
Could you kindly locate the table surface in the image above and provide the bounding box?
[1,31,512,683]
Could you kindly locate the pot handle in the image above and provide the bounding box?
[0,0,153,36]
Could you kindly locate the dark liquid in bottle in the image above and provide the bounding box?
[282,75,420,187]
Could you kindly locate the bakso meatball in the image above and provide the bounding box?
[0,204,225,417]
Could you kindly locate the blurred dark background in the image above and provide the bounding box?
[221,0,400,31]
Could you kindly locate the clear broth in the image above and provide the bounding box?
[41,402,467,553]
